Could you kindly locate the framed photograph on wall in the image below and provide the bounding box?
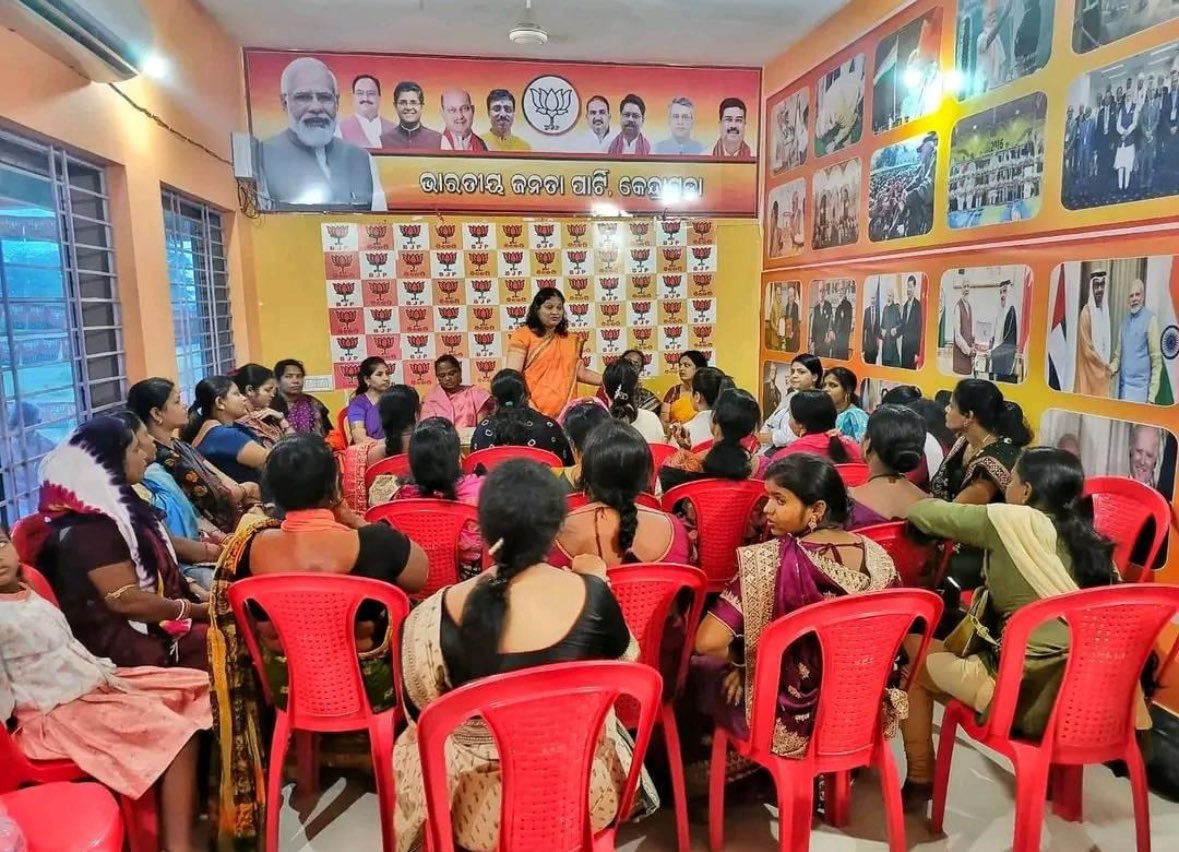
[766,179,807,259]
[1073,0,1179,53]
[763,279,803,353]
[871,8,943,134]
[954,0,1053,101]
[815,54,866,157]
[808,278,857,360]
[770,88,810,174]
[937,265,1031,383]
[861,272,927,370]
[812,158,862,249]
[868,132,937,242]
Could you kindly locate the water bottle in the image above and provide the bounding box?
[0,804,27,852]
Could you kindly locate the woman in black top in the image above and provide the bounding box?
[469,368,574,466]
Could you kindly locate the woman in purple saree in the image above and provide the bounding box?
[691,453,901,762]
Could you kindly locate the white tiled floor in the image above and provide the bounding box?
[271,724,1179,851]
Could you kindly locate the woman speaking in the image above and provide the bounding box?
[505,287,602,418]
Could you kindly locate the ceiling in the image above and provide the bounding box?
[195,0,850,66]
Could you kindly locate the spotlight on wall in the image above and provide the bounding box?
[943,68,966,96]
[141,52,170,80]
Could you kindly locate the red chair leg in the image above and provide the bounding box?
[1125,744,1152,852]
[1049,764,1083,822]
[774,764,812,852]
[707,730,729,852]
[826,771,851,827]
[370,716,398,852]
[265,711,292,852]
[659,703,691,852]
[295,732,319,797]
[1010,749,1051,852]
[117,790,159,852]
[929,702,965,834]
[876,740,908,852]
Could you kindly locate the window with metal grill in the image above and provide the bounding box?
[163,187,234,401]
[0,128,125,526]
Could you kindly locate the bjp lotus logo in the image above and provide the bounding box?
[523,75,580,135]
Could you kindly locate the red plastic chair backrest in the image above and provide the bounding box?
[661,478,766,590]
[985,584,1179,759]
[750,589,942,766]
[336,408,351,445]
[364,453,411,488]
[365,499,480,599]
[227,573,410,731]
[462,446,564,475]
[835,463,871,488]
[648,443,679,490]
[565,492,662,512]
[1083,476,1172,579]
[690,439,714,454]
[609,563,707,708]
[855,521,935,588]
[416,661,662,852]
[19,564,58,606]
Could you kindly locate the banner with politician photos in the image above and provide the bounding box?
[954,0,1053,102]
[860,272,928,370]
[948,91,1047,230]
[766,179,806,259]
[770,88,810,175]
[871,7,943,134]
[868,132,937,242]
[1045,255,1179,406]
[1061,39,1179,211]
[321,218,718,392]
[815,54,866,158]
[1073,0,1179,54]
[763,280,803,354]
[808,279,857,360]
[811,158,861,250]
[937,265,1031,384]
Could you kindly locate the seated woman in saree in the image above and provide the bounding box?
[128,377,260,535]
[662,349,709,428]
[898,447,1132,810]
[604,361,668,444]
[846,404,928,529]
[0,536,211,852]
[929,378,1032,588]
[554,401,611,493]
[660,387,768,493]
[822,366,869,442]
[419,354,493,428]
[28,416,210,670]
[394,417,484,577]
[208,434,427,850]
[111,409,221,593]
[550,421,690,568]
[504,287,602,419]
[272,357,333,438]
[769,390,863,464]
[346,356,394,443]
[596,349,662,414]
[182,376,269,486]
[392,459,658,851]
[760,353,823,454]
[690,453,899,771]
[470,369,574,466]
[671,366,733,450]
[232,363,295,448]
[340,384,420,513]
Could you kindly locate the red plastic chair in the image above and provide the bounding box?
[661,478,767,591]
[365,499,480,599]
[648,443,679,490]
[19,564,58,605]
[228,573,412,852]
[709,589,943,852]
[690,439,714,454]
[856,522,936,588]
[1,782,124,852]
[336,408,351,444]
[931,584,1179,852]
[690,437,761,455]
[462,446,564,475]
[835,463,870,487]
[416,661,662,852]
[365,453,411,489]
[566,492,662,512]
[1084,476,1173,581]
[610,563,708,852]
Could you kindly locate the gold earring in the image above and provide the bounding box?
[807,515,819,533]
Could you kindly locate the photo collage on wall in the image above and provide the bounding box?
[762,0,1179,269]
[321,219,718,392]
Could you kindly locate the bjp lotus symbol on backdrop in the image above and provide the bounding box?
[524,75,580,135]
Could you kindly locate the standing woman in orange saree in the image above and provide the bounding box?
[505,287,602,419]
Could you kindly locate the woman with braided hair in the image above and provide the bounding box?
[603,360,668,444]
[469,368,573,465]
[392,459,658,850]
[550,420,691,567]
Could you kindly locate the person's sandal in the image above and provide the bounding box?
[901,779,934,815]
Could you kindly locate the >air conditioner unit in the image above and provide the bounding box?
[0,0,153,82]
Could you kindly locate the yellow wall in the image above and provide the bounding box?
[248,215,761,411]
[0,0,258,378]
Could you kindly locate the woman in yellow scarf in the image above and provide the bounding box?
[661,349,709,427]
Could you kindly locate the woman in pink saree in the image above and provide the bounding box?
[419,355,493,429]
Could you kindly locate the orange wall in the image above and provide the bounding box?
[0,0,257,380]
